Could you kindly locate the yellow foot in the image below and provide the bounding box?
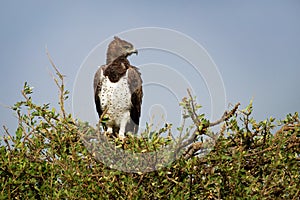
[119,135,126,142]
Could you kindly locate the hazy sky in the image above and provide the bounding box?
[1,1,299,136]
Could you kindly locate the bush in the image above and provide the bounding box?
[0,66,299,199]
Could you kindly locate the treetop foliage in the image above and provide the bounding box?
[0,63,299,199]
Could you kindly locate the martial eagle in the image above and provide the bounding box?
[93,36,143,140]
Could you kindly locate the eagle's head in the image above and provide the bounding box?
[106,36,138,64]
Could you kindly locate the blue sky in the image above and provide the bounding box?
[0,1,299,135]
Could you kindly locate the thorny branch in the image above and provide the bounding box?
[183,141,203,160]
[209,103,240,127]
[46,49,67,119]
[180,90,240,159]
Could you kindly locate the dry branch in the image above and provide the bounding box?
[46,49,67,119]
[180,101,241,159]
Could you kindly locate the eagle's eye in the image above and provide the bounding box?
[124,45,131,49]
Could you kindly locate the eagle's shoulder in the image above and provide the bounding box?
[127,65,142,94]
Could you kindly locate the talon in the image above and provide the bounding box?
[119,135,126,142]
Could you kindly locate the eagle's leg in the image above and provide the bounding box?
[105,127,113,138]
[107,127,113,134]
[119,111,130,140]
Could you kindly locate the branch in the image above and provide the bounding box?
[274,124,299,138]
[209,103,240,127]
[2,126,11,151]
[46,49,67,119]
[180,103,240,159]
[183,141,203,160]
[187,89,200,125]
[178,127,205,153]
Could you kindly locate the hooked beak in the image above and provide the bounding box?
[131,48,138,55]
[127,48,138,56]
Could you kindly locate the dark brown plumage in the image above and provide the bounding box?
[93,36,143,139]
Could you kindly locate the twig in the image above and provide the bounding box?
[2,126,11,151]
[209,103,240,127]
[187,89,200,125]
[178,128,204,153]
[274,124,298,137]
[100,107,109,124]
[244,146,276,158]
[97,107,109,132]
[183,141,203,160]
[180,103,240,159]
[46,49,66,119]
[46,48,65,80]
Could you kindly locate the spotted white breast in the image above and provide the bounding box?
[99,69,132,135]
